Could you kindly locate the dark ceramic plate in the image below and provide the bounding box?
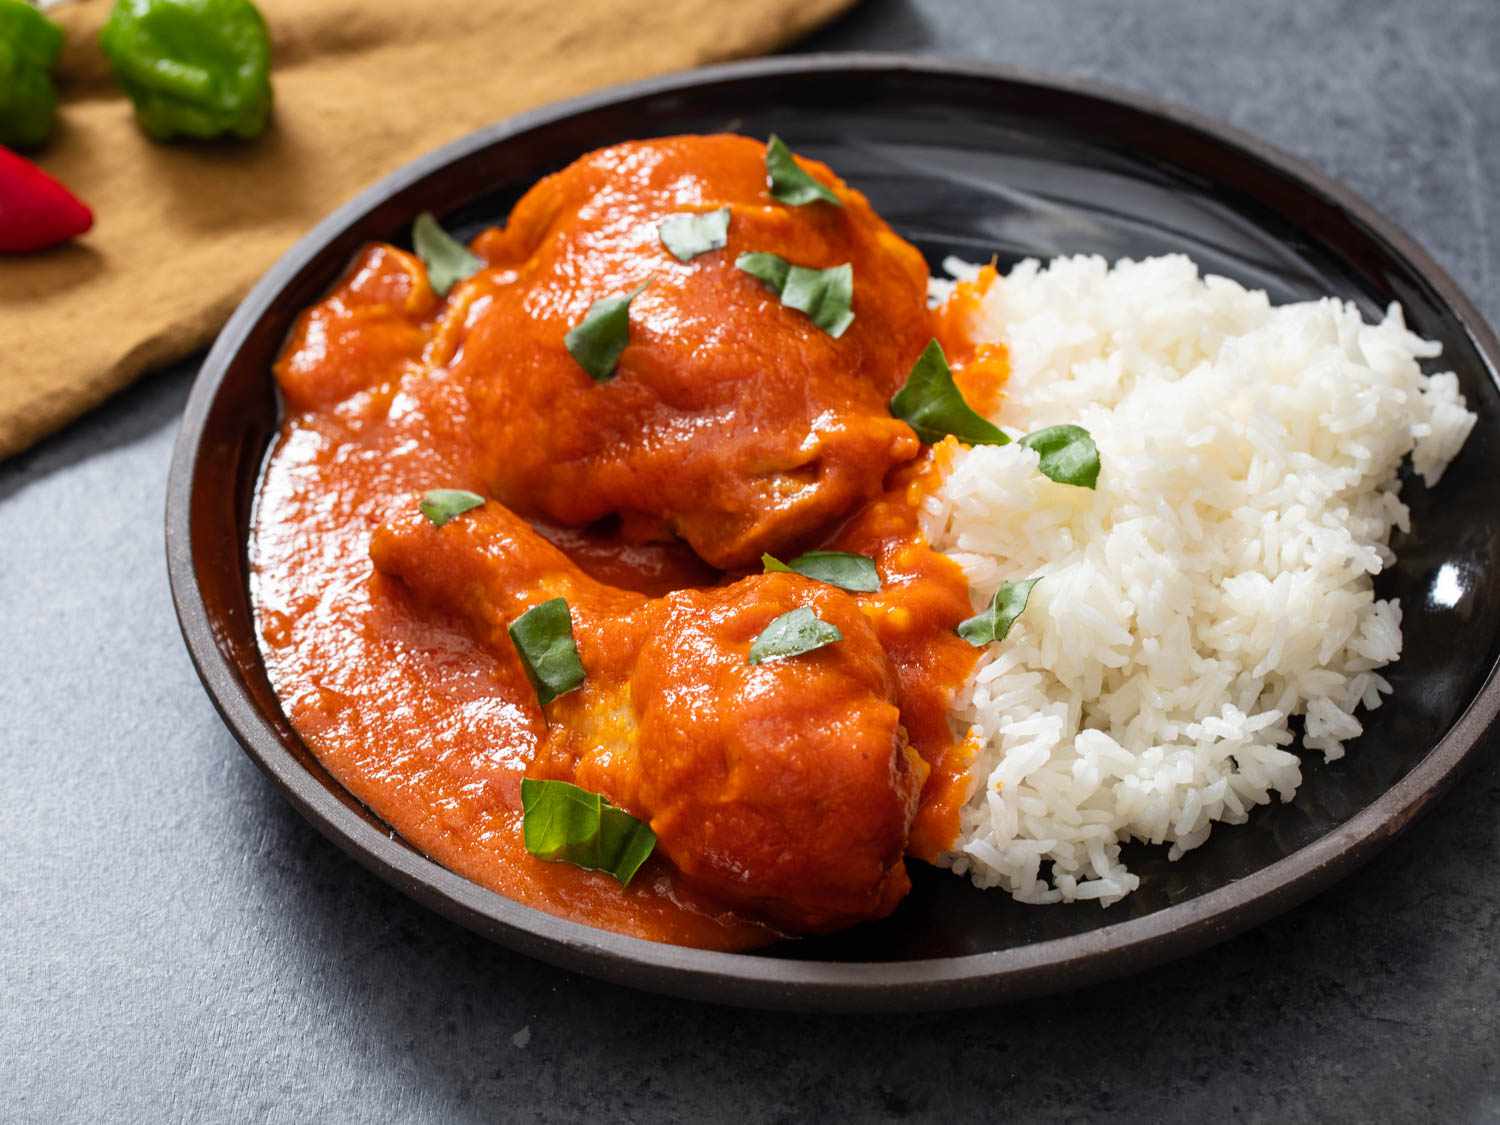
[166,55,1500,1011]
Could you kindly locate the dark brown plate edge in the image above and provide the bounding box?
[164,52,1500,1013]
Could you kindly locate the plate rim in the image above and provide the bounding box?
[165,52,1500,1012]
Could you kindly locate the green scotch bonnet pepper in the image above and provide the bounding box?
[0,0,64,149]
[100,0,273,142]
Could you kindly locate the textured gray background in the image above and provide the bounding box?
[5,1,1499,1121]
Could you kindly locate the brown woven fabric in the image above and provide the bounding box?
[0,0,855,458]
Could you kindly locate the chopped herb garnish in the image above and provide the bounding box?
[748,606,844,664]
[1019,424,1100,489]
[659,207,730,262]
[736,252,854,338]
[564,283,647,381]
[419,488,485,527]
[957,578,1039,647]
[412,212,483,297]
[508,598,586,706]
[889,339,1008,446]
[889,342,1102,485]
[736,251,790,291]
[520,778,657,887]
[765,134,842,207]
[762,550,880,593]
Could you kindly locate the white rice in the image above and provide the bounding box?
[925,254,1476,905]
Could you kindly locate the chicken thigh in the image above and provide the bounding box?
[371,501,923,933]
[439,134,934,569]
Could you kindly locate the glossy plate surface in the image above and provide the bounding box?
[166,55,1500,1011]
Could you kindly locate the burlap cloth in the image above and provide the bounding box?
[0,0,856,459]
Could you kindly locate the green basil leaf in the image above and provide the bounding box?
[783,261,854,337]
[508,598,586,706]
[957,578,1039,647]
[761,550,880,593]
[1020,424,1101,489]
[419,488,485,527]
[748,606,844,664]
[412,212,483,297]
[565,283,647,381]
[736,250,790,291]
[736,252,854,338]
[520,778,657,887]
[520,777,598,859]
[765,134,842,207]
[659,207,730,262]
[594,803,657,887]
[889,339,1009,446]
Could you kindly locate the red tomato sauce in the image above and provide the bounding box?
[252,136,998,949]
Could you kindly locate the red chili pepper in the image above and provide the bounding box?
[0,145,93,253]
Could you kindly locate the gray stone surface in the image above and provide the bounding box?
[5,1,1499,1120]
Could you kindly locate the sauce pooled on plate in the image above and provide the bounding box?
[253,134,996,948]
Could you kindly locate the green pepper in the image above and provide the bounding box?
[100,0,273,142]
[0,0,64,149]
